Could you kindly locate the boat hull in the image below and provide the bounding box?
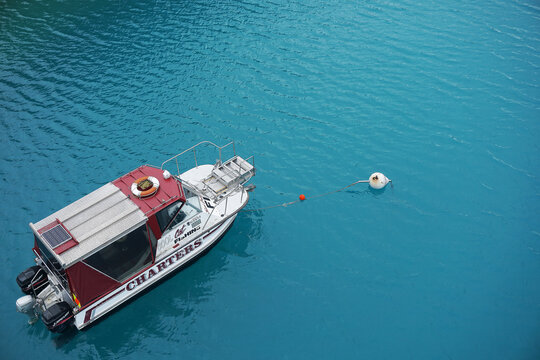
[74,214,237,330]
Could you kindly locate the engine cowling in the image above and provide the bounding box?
[16,265,49,295]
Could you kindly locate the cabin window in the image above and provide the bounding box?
[156,198,202,234]
[183,187,202,211]
[83,224,152,282]
[148,224,158,260]
[156,201,183,233]
[185,192,201,213]
[183,186,197,200]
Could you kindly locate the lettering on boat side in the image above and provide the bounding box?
[175,225,186,237]
[202,197,214,209]
[126,239,203,291]
[174,225,201,243]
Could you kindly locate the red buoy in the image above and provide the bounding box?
[299,194,306,201]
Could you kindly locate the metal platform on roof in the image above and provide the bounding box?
[31,183,147,268]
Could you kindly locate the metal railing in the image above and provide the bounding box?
[32,248,71,296]
[160,141,236,176]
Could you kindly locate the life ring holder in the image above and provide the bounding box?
[131,176,160,198]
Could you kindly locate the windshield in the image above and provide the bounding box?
[156,196,201,235]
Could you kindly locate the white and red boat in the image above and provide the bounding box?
[15,141,255,332]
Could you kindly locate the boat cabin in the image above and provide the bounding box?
[29,165,202,308]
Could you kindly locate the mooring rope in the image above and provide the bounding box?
[241,179,372,212]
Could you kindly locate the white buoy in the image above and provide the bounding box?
[369,172,390,189]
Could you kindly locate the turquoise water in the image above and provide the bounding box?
[1,0,539,358]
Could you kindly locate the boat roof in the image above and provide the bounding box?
[30,166,185,268]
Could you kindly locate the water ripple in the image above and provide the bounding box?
[1,0,539,359]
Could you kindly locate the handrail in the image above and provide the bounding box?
[200,181,244,231]
[32,248,70,295]
[160,141,236,174]
[244,155,255,169]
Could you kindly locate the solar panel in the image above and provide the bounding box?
[42,224,72,249]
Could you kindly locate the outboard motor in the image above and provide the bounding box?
[16,265,49,295]
[16,294,38,324]
[41,301,73,333]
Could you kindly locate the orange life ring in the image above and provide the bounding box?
[131,176,160,197]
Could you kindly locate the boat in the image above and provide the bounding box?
[15,141,255,332]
